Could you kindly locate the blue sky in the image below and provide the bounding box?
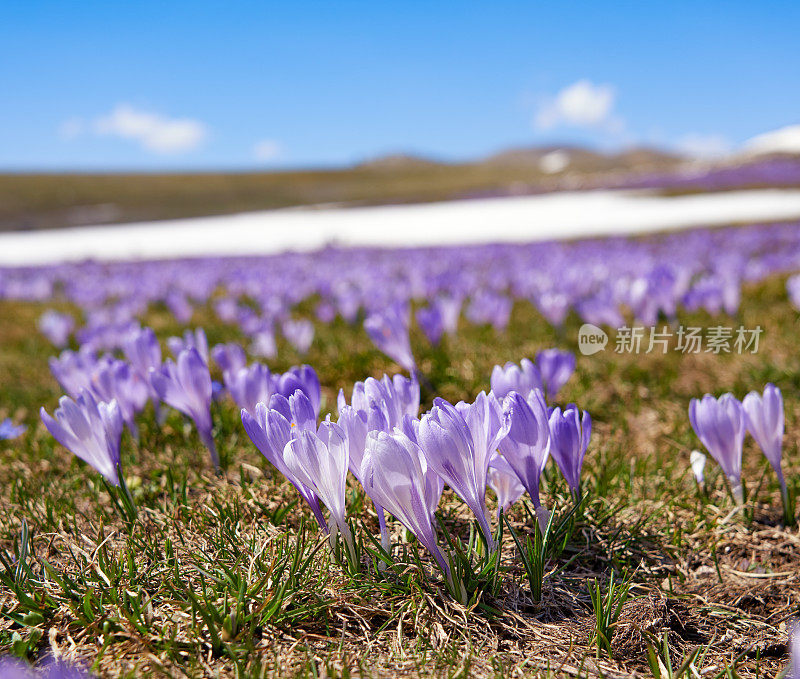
[2,1,799,170]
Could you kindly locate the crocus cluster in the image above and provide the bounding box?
[689,384,791,520]
[38,321,589,587]
[40,325,324,481]
[236,352,589,585]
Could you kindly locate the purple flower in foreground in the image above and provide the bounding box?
[742,383,784,480]
[0,418,26,440]
[40,390,123,485]
[498,390,551,532]
[276,365,321,416]
[124,327,162,394]
[689,393,746,503]
[547,405,591,498]
[49,347,98,398]
[362,430,449,577]
[364,306,415,373]
[241,393,328,532]
[0,656,92,679]
[42,658,93,679]
[0,657,32,678]
[337,404,391,550]
[490,359,543,401]
[487,452,525,519]
[338,373,420,432]
[150,348,217,468]
[399,414,445,519]
[418,393,508,548]
[743,384,788,504]
[535,349,576,399]
[787,621,800,679]
[89,359,148,439]
[38,310,74,347]
[167,328,209,364]
[225,363,276,415]
[416,305,444,345]
[211,342,247,375]
[284,420,354,559]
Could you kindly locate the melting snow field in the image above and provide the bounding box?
[4,188,800,265]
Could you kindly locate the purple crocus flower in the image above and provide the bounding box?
[167,328,209,364]
[89,359,148,439]
[250,328,277,359]
[0,418,26,440]
[688,393,746,503]
[418,393,509,548]
[282,318,315,354]
[225,363,276,414]
[337,404,391,548]
[547,405,591,499]
[211,342,247,375]
[38,310,74,347]
[150,347,217,468]
[165,291,194,323]
[338,373,420,432]
[435,295,462,335]
[49,347,99,398]
[41,659,93,679]
[284,419,354,559]
[416,305,444,345]
[787,621,800,679]
[276,365,321,416]
[316,301,336,323]
[0,656,92,679]
[40,390,123,485]
[399,414,445,518]
[214,296,239,323]
[0,657,32,678]
[487,452,525,519]
[241,393,328,532]
[364,306,415,373]
[498,390,551,532]
[362,430,450,577]
[535,349,576,399]
[490,359,543,401]
[124,327,162,386]
[742,384,787,501]
[788,275,800,312]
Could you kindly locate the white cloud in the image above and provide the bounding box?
[535,80,620,131]
[674,133,732,159]
[91,104,208,154]
[743,124,800,156]
[253,139,282,162]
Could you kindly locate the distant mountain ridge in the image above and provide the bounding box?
[1,142,799,232]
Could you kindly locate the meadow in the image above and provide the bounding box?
[0,223,799,678]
